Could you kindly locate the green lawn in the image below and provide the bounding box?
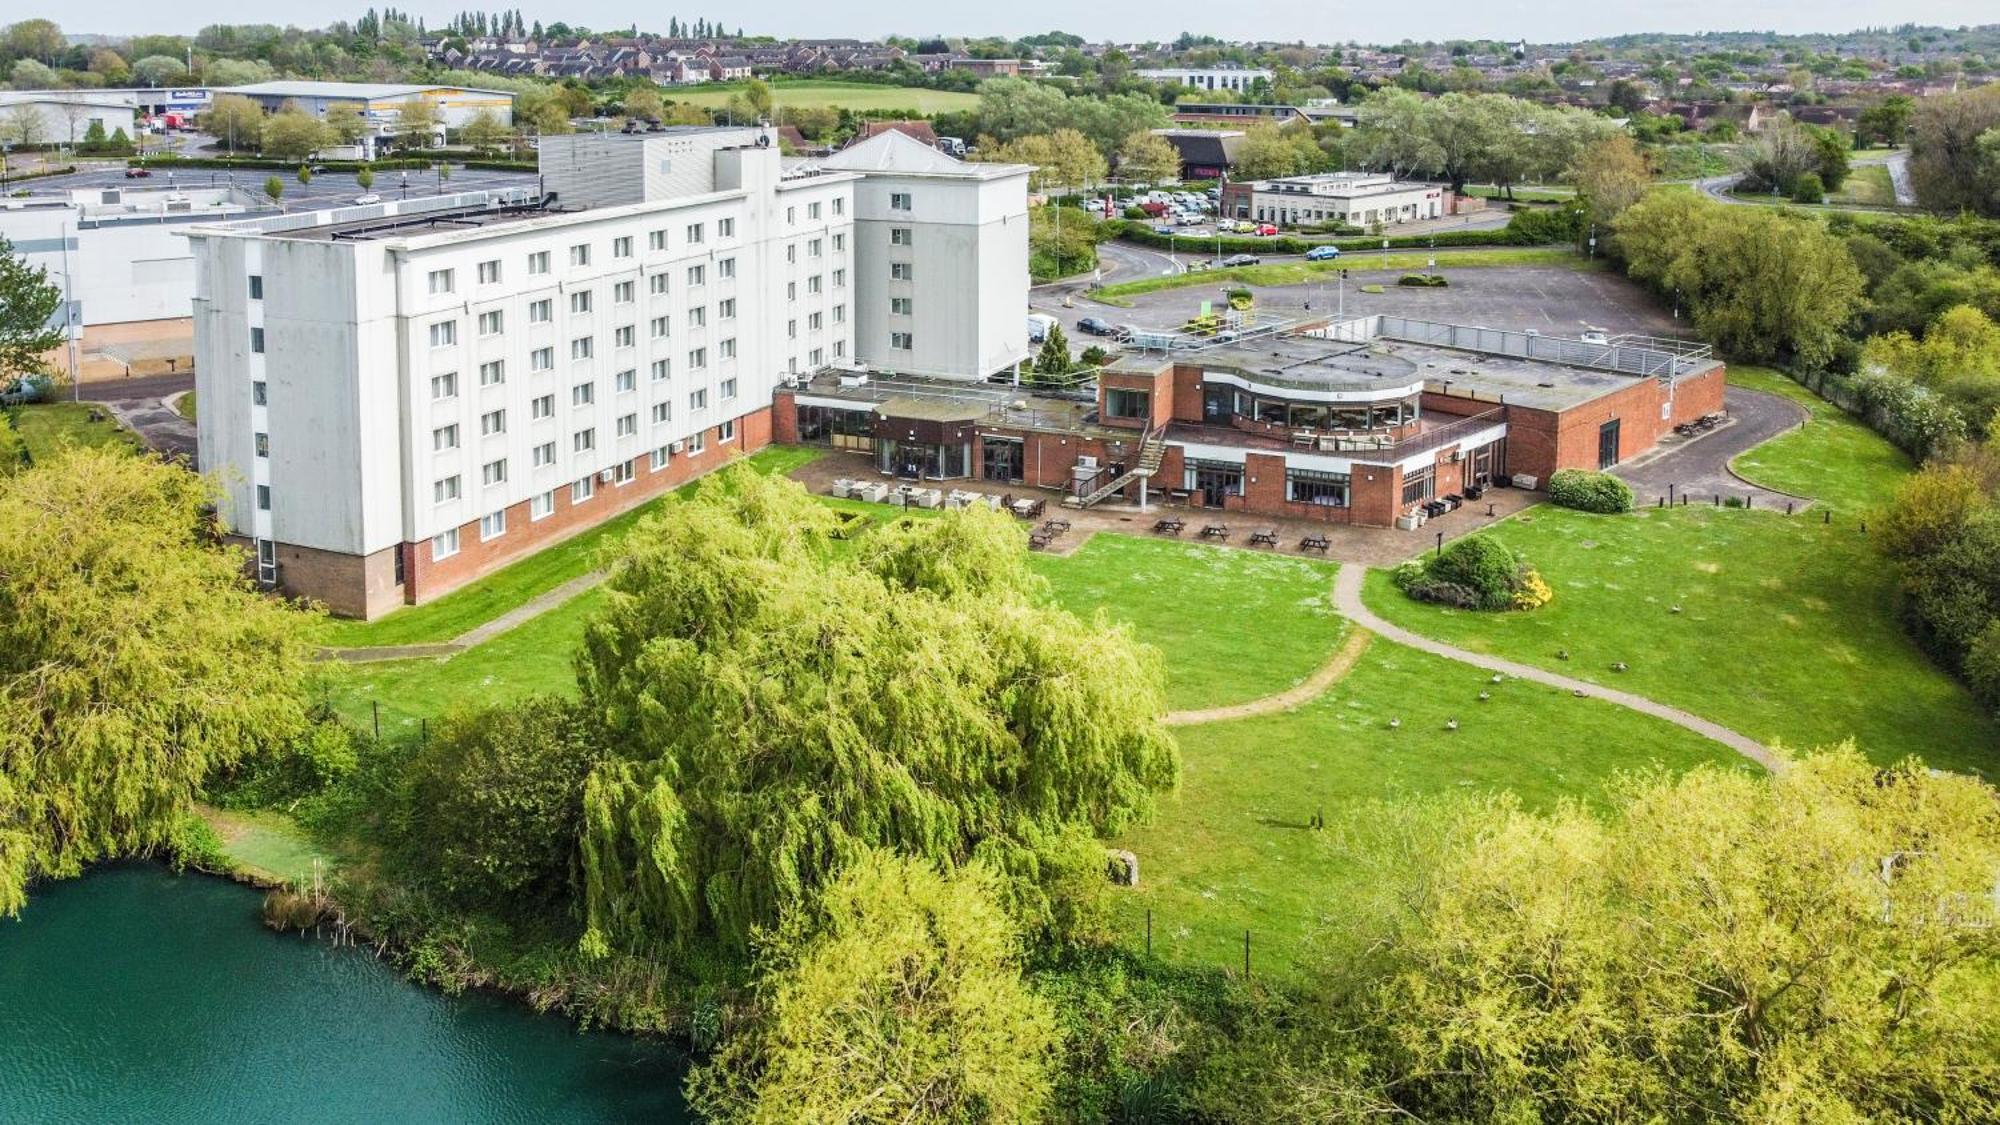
[1726,364,1913,513]
[1111,640,1746,976]
[316,446,823,648]
[1361,506,1997,776]
[172,391,196,422]
[198,805,336,885]
[1092,248,1587,304]
[1830,164,1895,207]
[663,80,980,115]
[1028,535,1345,710]
[6,402,142,463]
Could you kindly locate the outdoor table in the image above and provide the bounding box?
[1300,535,1331,553]
[1043,518,1071,534]
[1201,524,1230,540]
[1249,529,1279,547]
[1028,532,1051,550]
[1153,518,1185,535]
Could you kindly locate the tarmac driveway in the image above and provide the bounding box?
[1614,385,1808,509]
[79,373,198,467]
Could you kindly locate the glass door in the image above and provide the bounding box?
[1598,419,1621,469]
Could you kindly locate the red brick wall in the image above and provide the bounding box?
[1170,364,1206,423]
[1548,366,1725,475]
[771,388,799,443]
[1098,369,1172,431]
[403,406,772,607]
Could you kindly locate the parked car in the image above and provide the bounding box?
[1112,324,1139,341]
[1187,260,1212,272]
[1152,224,1178,236]
[1206,187,1221,200]
[124,167,151,178]
[1255,224,1279,236]
[1305,245,1342,261]
[1222,253,1262,267]
[1082,198,1106,213]
[1176,212,1202,225]
[354,193,382,205]
[1027,313,1058,343]
[1078,317,1116,336]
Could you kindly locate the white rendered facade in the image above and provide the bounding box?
[1243,172,1445,228]
[188,126,1027,617]
[1134,66,1274,92]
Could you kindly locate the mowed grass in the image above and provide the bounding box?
[1091,248,1588,304]
[197,805,336,885]
[1727,364,1913,512]
[316,446,823,648]
[1111,640,1746,976]
[6,402,143,463]
[1028,535,1345,710]
[1830,164,1895,207]
[1361,506,1998,776]
[663,80,979,114]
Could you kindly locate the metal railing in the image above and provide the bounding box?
[1373,316,1713,378]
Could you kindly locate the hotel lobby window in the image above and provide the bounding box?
[1286,467,1351,507]
[1104,388,1150,421]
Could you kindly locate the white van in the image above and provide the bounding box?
[1027,313,1058,343]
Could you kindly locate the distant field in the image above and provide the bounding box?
[1830,164,1895,207]
[662,80,980,115]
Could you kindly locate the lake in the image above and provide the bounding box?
[0,863,690,1123]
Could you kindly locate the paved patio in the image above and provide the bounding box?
[788,448,1539,568]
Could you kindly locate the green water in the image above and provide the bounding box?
[0,864,690,1123]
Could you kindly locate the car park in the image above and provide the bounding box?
[1222,253,1262,267]
[1077,317,1116,336]
[1305,245,1342,261]
[1177,212,1202,225]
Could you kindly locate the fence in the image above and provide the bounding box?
[1374,316,1714,379]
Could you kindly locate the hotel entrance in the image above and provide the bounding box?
[1186,460,1244,507]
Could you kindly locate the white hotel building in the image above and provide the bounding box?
[187,126,1030,617]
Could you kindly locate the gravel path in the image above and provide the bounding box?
[320,570,607,663]
[1331,565,1782,771]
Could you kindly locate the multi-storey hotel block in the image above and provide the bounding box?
[188,126,1030,617]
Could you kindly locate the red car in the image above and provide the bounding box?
[1255,223,1278,236]
[124,167,152,179]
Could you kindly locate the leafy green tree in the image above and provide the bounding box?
[200,93,263,151]
[1232,122,1314,180]
[1244,751,2000,1122]
[457,108,511,151]
[129,54,188,88]
[324,102,370,146]
[8,58,56,90]
[0,235,63,376]
[689,851,1060,1123]
[1571,134,1651,224]
[0,449,317,915]
[3,18,65,64]
[1791,170,1825,203]
[395,99,441,149]
[263,175,283,204]
[574,469,1176,955]
[1874,462,1988,561]
[1857,95,1915,148]
[261,110,333,161]
[1909,85,2000,216]
[1033,320,1074,377]
[621,86,663,123]
[356,166,374,191]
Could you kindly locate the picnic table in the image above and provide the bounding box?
[1041,518,1070,535]
[1153,517,1186,536]
[1201,524,1230,541]
[1028,532,1052,551]
[1249,529,1279,547]
[1299,534,1331,554]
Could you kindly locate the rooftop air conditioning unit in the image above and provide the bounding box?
[1077,455,1098,469]
[599,469,615,482]
[670,440,685,453]
[837,371,869,389]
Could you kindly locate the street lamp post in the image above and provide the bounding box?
[58,221,81,401]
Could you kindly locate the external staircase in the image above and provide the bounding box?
[1063,427,1166,509]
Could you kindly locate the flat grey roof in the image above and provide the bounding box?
[219,81,515,99]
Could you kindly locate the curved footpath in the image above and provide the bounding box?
[1331,566,1783,772]
[1164,627,1373,726]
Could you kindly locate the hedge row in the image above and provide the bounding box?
[1547,469,1634,513]
[2,164,79,186]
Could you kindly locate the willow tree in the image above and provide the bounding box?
[0,449,317,914]
[575,468,1176,955]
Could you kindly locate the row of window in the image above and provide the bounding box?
[420,227,849,302]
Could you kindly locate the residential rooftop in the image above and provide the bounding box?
[216,80,516,99]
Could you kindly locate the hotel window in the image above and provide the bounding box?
[572,381,595,406]
[571,476,594,504]
[651,315,670,338]
[833,268,846,287]
[786,244,796,264]
[809,238,823,257]
[787,319,797,338]
[685,222,705,244]
[478,259,502,284]
[719,378,739,402]
[531,393,554,418]
[478,310,504,335]
[531,490,554,520]
[686,431,706,455]
[787,281,797,301]
[255,432,269,457]
[432,528,459,560]
[719,298,736,319]
[256,484,271,511]
[428,268,455,294]
[719,339,736,359]
[833,303,845,323]
[890,228,911,246]
[786,206,796,224]
[1287,468,1351,507]
[531,347,554,372]
[529,299,552,323]
[434,474,461,502]
[719,418,735,443]
[889,192,911,211]
[648,229,666,251]
[1105,388,1150,420]
[252,380,267,405]
[528,250,550,274]
[718,257,735,279]
[689,306,707,328]
[614,369,636,393]
[810,347,823,366]
[431,372,458,399]
[570,291,592,314]
[614,325,635,348]
[569,243,590,267]
[832,198,844,216]
[891,297,912,315]
[573,428,595,453]
[610,459,635,485]
[890,263,913,281]
[479,360,505,386]
[480,409,506,436]
[717,218,734,237]
[687,264,705,286]
[650,359,670,382]
[616,413,637,437]
[689,387,708,411]
[833,340,845,357]
[808,312,822,331]
[832,233,845,251]
[614,280,635,304]
[688,348,707,371]
[533,440,556,466]
[482,458,507,486]
[1402,465,1435,505]
[651,402,670,424]
[650,445,671,470]
[613,235,633,259]
[570,337,594,360]
[480,510,506,540]
[808,275,822,294]
[250,327,265,353]
[891,332,914,350]
[808,202,821,220]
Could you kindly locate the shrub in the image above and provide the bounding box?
[1791,172,1825,204]
[1876,464,1986,561]
[1548,469,1635,513]
[1965,620,2000,710]
[1397,536,1552,612]
[1899,511,2000,667]
[1397,273,1448,287]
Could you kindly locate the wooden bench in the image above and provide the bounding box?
[1153,518,1185,536]
[1249,529,1279,547]
[1028,532,1052,551]
[1042,518,1071,535]
[1299,534,1331,554]
[1201,524,1230,541]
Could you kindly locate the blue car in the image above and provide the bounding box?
[1305,245,1342,261]
[1152,224,1177,236]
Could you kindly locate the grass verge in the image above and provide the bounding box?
[1726,364,1912,512]
[1830,164,1895,207]
[6,402,142,463]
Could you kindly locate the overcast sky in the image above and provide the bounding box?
[66,1,1995,46]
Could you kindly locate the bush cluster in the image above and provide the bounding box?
[1394,535,1552,611]
[1397,273,1449,287]
[1877,460,2000,711]
[1547,469,1635,513]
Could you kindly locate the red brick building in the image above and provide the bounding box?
[773,317,1723,528]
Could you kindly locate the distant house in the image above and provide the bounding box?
[1171,102,1312,128]
[1149,129,1245,180]
[849,119,939,147]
